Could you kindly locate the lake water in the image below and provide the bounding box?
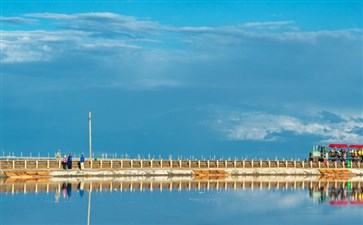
[1,177,362,225]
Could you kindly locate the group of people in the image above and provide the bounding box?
[62,153,85,170]
[55,182,85,202]
[329,149,363,162]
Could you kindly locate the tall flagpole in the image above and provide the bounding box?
[88,112,92,160]
[88,112,92,225]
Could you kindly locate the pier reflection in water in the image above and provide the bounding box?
[1,176,363,225]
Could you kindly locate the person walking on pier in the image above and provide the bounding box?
[62,155,68,170]
[80,153,85,170]
[67,153,73,169]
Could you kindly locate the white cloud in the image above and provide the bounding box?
[26,12,163,35]
[25,13,75,20]
[0,30,86,63]
[1,13,362,64]
[0,29,143,63]
[0,16,36,25]
[245,21,293,26]
[213,111,363,143]
[243,20,296,30]
[27,12,133,21]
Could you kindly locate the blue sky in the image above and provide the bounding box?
[1,0,362,159]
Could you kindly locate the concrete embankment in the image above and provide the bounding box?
[1,159,363,178]
[50,168,194,177]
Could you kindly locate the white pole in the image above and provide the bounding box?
[89,112,92,160]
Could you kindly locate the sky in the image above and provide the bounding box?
[1,0,362,159]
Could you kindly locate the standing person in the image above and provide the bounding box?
[80,153,85,170]
[62,155,68,170]
[68,153,73,169]
[56,149,61,159]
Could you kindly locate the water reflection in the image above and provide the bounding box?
[78,182,85,198]
[1,176,362,225]
[310,185,363,206]
[2,176,363,205]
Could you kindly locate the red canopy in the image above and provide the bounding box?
[329,144,348,148]
[349,145,363,149]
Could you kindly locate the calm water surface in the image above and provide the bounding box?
[1,181,363,225]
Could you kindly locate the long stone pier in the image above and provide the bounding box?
[1,159,363,178]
